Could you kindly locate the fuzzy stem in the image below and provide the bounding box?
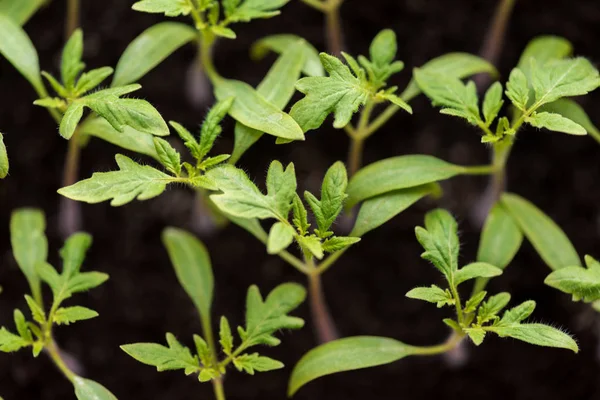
[59,129,82,237]
[65,0,80,39]
[308,271,339,343]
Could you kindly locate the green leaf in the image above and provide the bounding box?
[214,78,304,141]
[0,0,45,25]
[477,202,523,270]
[305,162,348,235]
[80,118,160,161]
[499,300,535,324]
[292,194,310,235]
[0,132,8,178]
[207,164,277,219]
[198,154,230,170]
[112,22,196,87]
[0,327,30,352]
[233,353,283,374]
[464,291,487,313]
[288,336,418,396]
[199,98,234,161]
[477,292,511,324]
[61,29,84,90]
[350,184,437,237]
[25,295,45,324]
[162,228,214,321]
[531,57,600,106]
[465,327,486,346]
[60,232,92,277]
[131,0,192,16]
[10,208,47,301]
[121,333,199,372]
[545,255,600,302]
[346,155,464,208]
[517,36,573,75]
[58,154,178,206]
[291,53,374,131]
[402,53,496,101]
[267,222,295,254]
[370,29,396,68]
[538,98,600,140]
[414,209,459,279]
[251,34,323,77]
[13,309,31,341]
[54,306,98,325]
[59,103,85,140]
[73,377,118,400]
[153,138,181,175]
[67,272,109,294]
[487,323,578,353]
[33,97,66,109]
[169,121,201,160]
[74,67,114,96]
[219,316,234,355]
[0,14,44,94]
[322,236,360,253]
[482,82,503,125]
[225,0,288,23]
[405,285,454,308]
[455,262,502,285]
[193,334,212,367]
[501,193,580,270]
[296,235,323,260]
[526,111,586,135]
[266,161,297,217]
[241,283,305,348]
[413,69,480,125]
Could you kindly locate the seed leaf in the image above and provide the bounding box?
[0,0,45,25]
[73,377,118,400]
[251,34,323,77]
[545,255,600,302]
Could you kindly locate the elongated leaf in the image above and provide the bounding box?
[0,14,44,94]
[0,132,7,178]
[233,353,283,374]
[121,333,199,372]
[79,118,160,161]
[517,36,573,76]
[506,68,529,111]
[54,306,98,325]
[406,285,453,307]
[214,79,304,141]
[112,22,196,87]
[251,34,324,77]
[61,29,84,90]
[162,228,214,320]
[0,0,45,25]
[0,327,30,352]
[526,112,586,135]
[538,98,600,141]
[131,0,192,17]
[477,202,523,269]
[61,232,92,276]
[10,209,47,301]
[501,193,580,270]
[402,53,496,101]
[58,154,178,206]
[487,323,578,353]
[455,262,502,285]
[73,377,118,400]
[288,336,418,396]
[545,255,600,302]
[351,184,436,237]
[265,161,296,217]
[347,155,463,207]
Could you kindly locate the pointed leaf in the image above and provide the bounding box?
[121,333,199,372]
[482,82,503,124]
[131,0,192,16]
[198,98,234,160]
[153,137,181,175]
[73,377,118,400]
[0,0,45,25]
[267,222,295,254]
[487,323,578,353]
[405,285,453,307]
[526,111,586,135]
[414,209,459,279]
[455,262,502,285]
[545,255,600,302]
[0,327,30,352]
[54,306,99,325]
[61,29,84,89]
[266,160,297,217]
[233,353,283,374]
[322,236,360,253]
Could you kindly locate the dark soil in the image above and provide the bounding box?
[1,0,600,399]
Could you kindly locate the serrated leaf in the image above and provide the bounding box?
[545,255,600,302]
[75,67,114,96]
[251,34,323,77]
[13,309,31,341]
[67,272,109,294]
[112,22,196,87]
[153,138,181,175]
[499,300,536,325]
[465,327,486,345]
[25,295,45,324]
[291,53,373,131]
[539,98,600,142]
[322,236,360,253]
[225,0,288,23]
[526,111,586,135]
[59,103,85,139]
[292,194,309,235]
[60,232,92,277]
[193,334,212,367]
[10,208,47,302]
[131,0,192,17]
[61,29,84,89]
[482,82,503,125]
[0,132,8,178]
[54,306,98,325]
[346,155,464,208]
[267,222,295,254]
[455,262,502,286]
[464,291,487,313]
[169,121,202,160]
[198,98,234,161]
[266,161,297,217]
[243,283,305,348]
[501,193,580,270]
[414,209,459,280]
[0,327,31,352]
[233,353,283,374]
[58,155,178,206]
[73,377,118,400]
[477,292,511,324]
[288,336,418,396]
[405,285,453,308]
[33,97,66,109]
[198,154,230,170]
[296,235,323,260]
[487,323,578,353]
[0,14,44,94]
[162,228,214,323]
[318,161,348,233]
[219,316,234,355]
[351,184,437,237]
[121,333,199,372]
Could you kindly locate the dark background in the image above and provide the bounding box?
[1,0,600,399]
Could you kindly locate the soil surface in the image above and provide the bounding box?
[1,0,600,399]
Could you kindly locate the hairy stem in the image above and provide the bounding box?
[308,272,339,343]
[65,0,80,39]
[59,130,82,237]
[347,137,364,177]
[46,339,76,382]
[324,0,344,55]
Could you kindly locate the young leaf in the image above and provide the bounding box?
[14,309,32,341]
[525,111,586,135]
[10,208,47,301]
[60,232,92,277]
[61,29,84,90]
[67,272,109,294]
[477,203,523,270]
[296,235,323,260]
[477,292,511,324]
[219,316,234,355]
[267,222,295,254]
[214,79,304,141]
[545,255,600,302]
[112,22,196,87]
[193,335,212,367]
[455,262,502,285]
[290,53,372,131]
[322,236,360,253]
[225,0,288,23]
[58,154,179,206]
[266,161,297,217]
[482,82,503,125]
[292,194,310,235]
[198,98,234,161]
[464,291,487,313]
[153,138,181,175]
[162,228,214,321]
[0,132,8,178]
[53,306,99,325]
[465,327,486,346]
[486,324,578,353]
[499,300,536,325]
[74,67,114,96]
[351,184,438,237]
[346,155,464,207]
[405,285,454,308]
[0,14,44,94]
[73,377,118,400]
[414,209,459,279]
[517,36,573,74]
[0,327,31,352]
[531,58,600,106]
[501,193,580,270]
[539,98,600,141]
[288,336,418,396]
[240,283,305,348]
[25,295,45,324]
[233,353,283,374]
[251,34,324,77]
[121,333,199,372]
[131,0,192,17]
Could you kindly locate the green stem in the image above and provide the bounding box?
[212,379,226,400]
[347,101,375,176]
[449,284,465,326]
[46,339,76,382]
[412,331,465,355]
[59,128,83,236]
[65,0,80,39]
[460,164,497,175]
[199,33,220,83]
